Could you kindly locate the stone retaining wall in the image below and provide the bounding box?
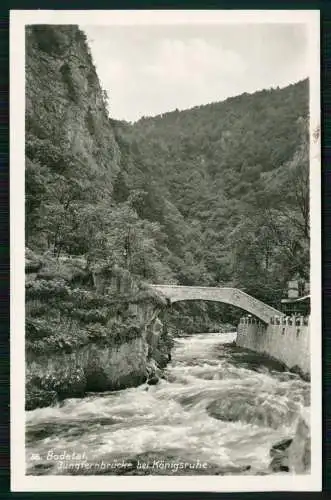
[236,316,310,377]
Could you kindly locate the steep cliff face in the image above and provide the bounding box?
[25,25,122,255]
[25,25,172,410]
[26,25,120,180]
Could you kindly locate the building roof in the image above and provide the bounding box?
[281,295,310,304]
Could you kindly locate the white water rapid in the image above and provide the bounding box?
[26,332,310,476]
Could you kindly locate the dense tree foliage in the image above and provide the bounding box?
[26,25,310,328]
[118,79,310,310]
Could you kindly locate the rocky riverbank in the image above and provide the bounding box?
[26,249,172,410]
[269,407,310,473]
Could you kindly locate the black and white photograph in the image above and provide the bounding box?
[10,9,321,492]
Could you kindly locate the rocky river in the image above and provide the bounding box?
[26,331,310,476]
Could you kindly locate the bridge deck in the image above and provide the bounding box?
[150,285,282,324]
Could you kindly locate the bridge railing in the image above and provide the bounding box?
[269,315,309,326]
[241,315,310,327]
[239,316,265,326]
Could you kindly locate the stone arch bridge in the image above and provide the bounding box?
[150,285,282,324]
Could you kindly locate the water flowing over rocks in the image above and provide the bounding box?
[206,389,299,430]
[26,332,310,476]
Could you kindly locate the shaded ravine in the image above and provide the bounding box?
[26,332,310,476]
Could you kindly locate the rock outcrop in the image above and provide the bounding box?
[26,25,121,191]
[269,407,310,474]
[288,407,311,473]
[25,251,171,410]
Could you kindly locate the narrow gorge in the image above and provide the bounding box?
[25,25,311,476]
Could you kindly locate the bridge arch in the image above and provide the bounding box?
[150,285,282,324]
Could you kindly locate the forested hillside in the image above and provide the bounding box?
[26,25,310,334]
[115,79,310,309]
[26,25,174,283]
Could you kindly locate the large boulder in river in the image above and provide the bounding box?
[288,407,311,473]
[25,388,58,411]
[147,376,159,386]
[269,407,310,474]
[269,438,292,472]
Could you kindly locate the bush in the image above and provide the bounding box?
[72,308,109,324]
[26,317,55,340]
[26,278,70,300]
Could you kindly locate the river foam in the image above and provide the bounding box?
[26,331,310,475]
